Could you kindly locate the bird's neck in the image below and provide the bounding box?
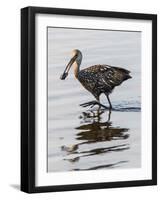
[73,61,81,78]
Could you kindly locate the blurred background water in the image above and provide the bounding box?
[47,27,141,172]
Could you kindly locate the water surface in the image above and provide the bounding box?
[47,27,141,172]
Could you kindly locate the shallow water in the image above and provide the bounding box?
[47,27,141,172]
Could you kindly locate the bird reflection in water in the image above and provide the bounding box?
[77,110,129,143]
[61,109,130,170]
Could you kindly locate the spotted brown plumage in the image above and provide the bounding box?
[60,49,132,109]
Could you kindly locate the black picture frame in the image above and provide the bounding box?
[21,6,157,193]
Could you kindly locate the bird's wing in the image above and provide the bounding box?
[109,65,131,74]
[79,64,131,94]
[81,65,115,91]
[82,65,110,74]
[101,65,131,88]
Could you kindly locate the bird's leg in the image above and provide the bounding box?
[80,100,102,108]
[96,96,108,109]
[80,97,108,109]
[106,95,112,110]
[97,97,101,110]
[107,109,111,122]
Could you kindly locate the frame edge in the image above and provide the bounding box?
[21,7,36,193]
[21,7,30,193]
[20,6,157,193]
[152,14,157,185]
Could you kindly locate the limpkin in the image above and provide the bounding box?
[60,49,132,110]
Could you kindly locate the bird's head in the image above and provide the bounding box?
[60,49,82,80]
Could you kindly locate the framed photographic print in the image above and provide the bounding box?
[21,6,157,193]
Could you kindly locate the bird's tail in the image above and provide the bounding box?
[124,73,132,81]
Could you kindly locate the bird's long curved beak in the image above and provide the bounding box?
[60,55,77,80]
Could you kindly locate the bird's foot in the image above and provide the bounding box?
[80,101,108,109]
[80,101,97,108]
